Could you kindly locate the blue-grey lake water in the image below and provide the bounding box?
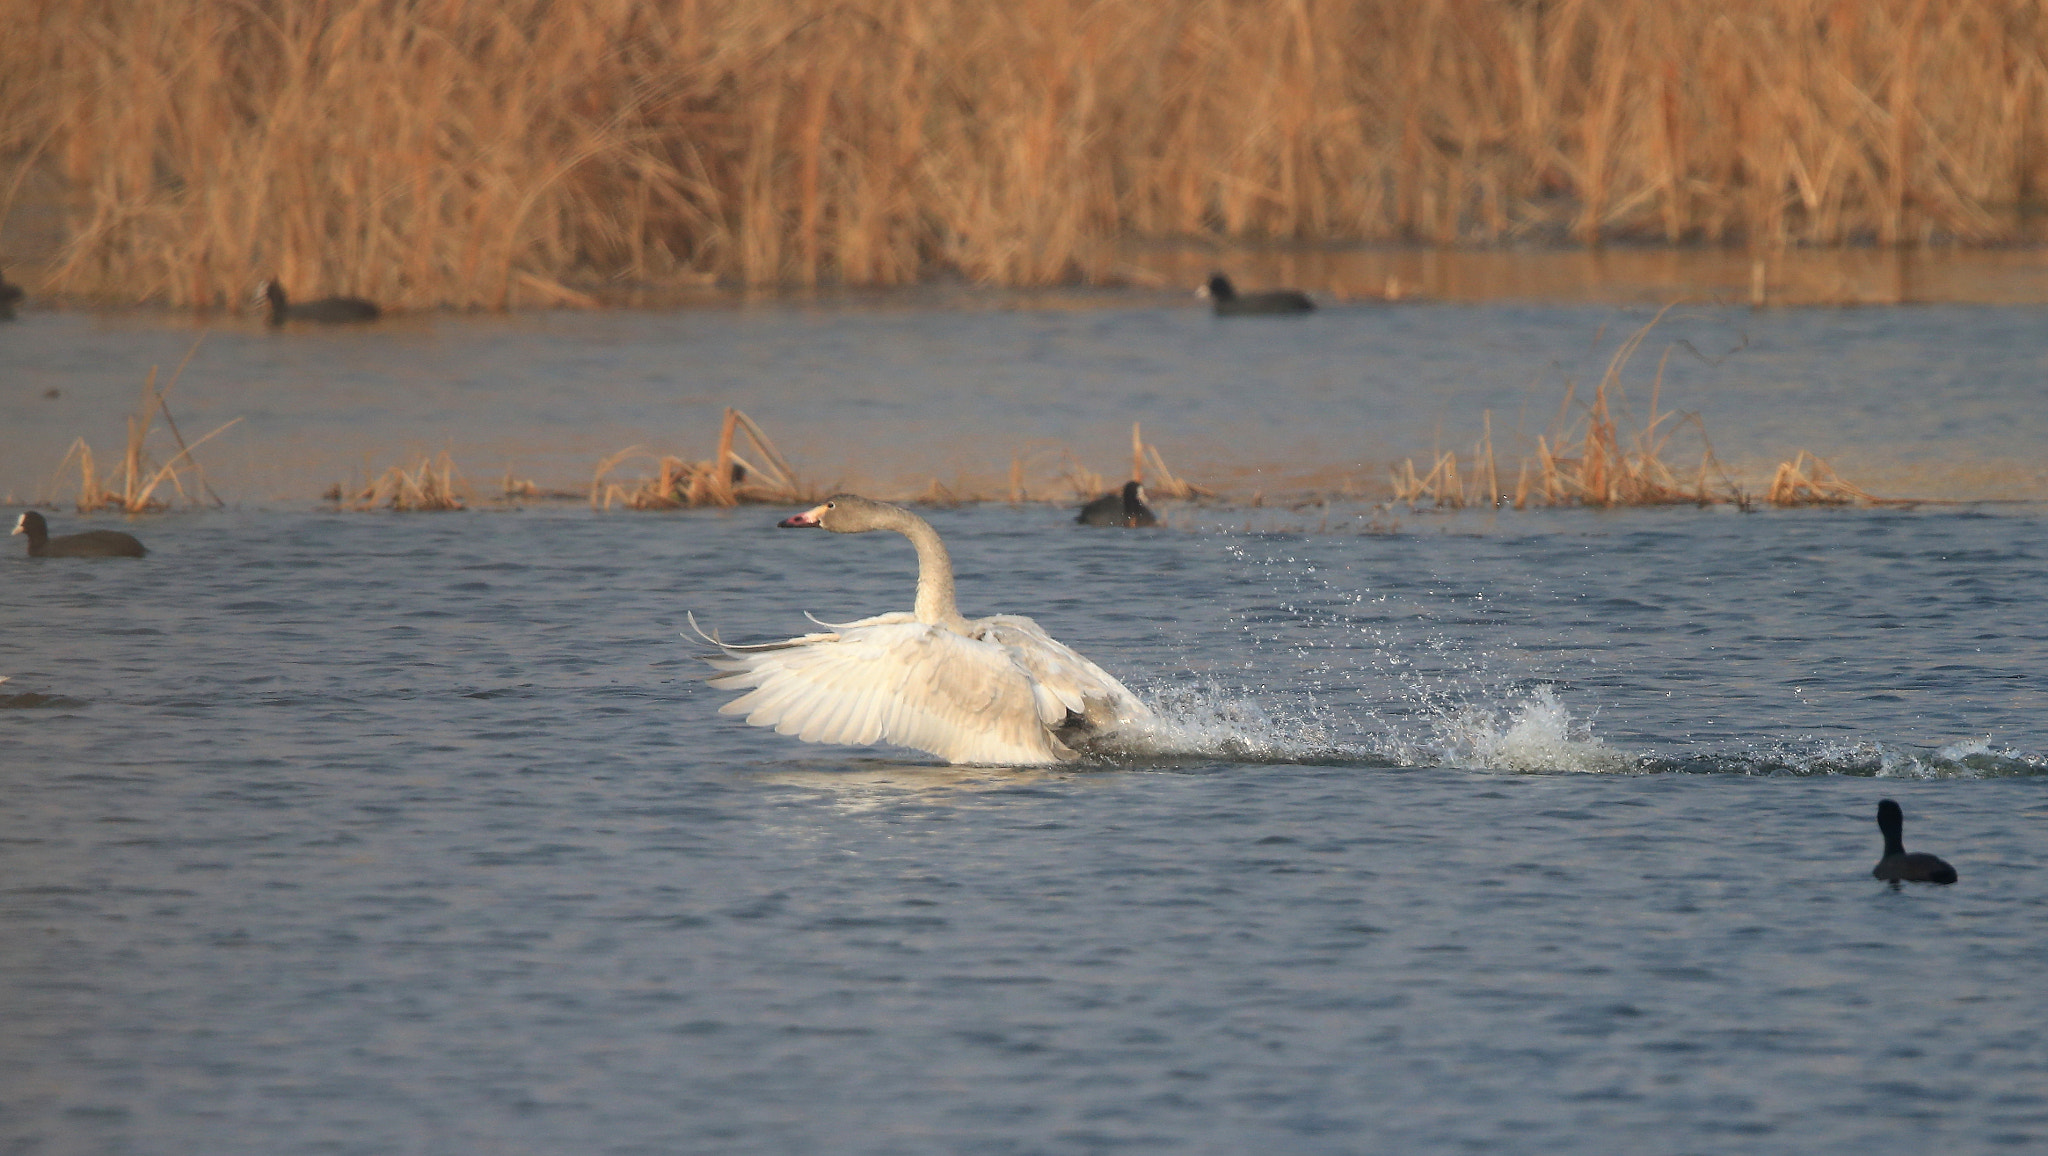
[2,295,2045,1154]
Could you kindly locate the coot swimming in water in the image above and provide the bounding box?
[257,278,381,325]
[12,511,147,558]
[1076,480,1157,527]
[1872,798,1957,885]
[1200,273,1314,316]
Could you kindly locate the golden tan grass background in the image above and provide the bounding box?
[4,0,2045,308]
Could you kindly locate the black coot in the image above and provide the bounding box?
[1872,798,1957,885]
[258,278,381,325]
[1202,273,1314,316]
[12,511,147,558]
[1077,480,1157,527]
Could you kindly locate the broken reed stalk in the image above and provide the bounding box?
[11,1,2046,305]
[591,406,806,510]
[56,341,239,513]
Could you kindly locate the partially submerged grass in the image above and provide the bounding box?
[326,452,468,511]
[1018,423,1213,505]
[53,340,238,513]
[1764,451,1911,507]
[1391,307,1906,511]
[591,408,806,509]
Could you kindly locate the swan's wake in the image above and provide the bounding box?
[1094,681,1634,772]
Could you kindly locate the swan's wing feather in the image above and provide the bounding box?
[806,610,918,630]
[974,614,1155,728]
[706,621,1070,764]
[691,610,915,654]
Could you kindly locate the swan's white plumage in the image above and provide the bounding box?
[697,496,1154,765]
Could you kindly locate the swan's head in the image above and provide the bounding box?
[778,494,898,533]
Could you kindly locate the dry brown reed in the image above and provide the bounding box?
[592,407,805,510]
[1763,451,1911,507]
[1395,308,1743,509]
[328,452,469,511]
[1028,423,1212,505]
[8,1,2048,305]
[1393,309,1920,511]
[54,342,239,513]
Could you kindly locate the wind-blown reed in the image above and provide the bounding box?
[4,0,2044,305]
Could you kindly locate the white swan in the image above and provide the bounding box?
[696,494,1156,765]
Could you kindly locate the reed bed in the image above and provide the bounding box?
[327,453,469,511]
[52,345,238,513]
[591,407,806,510]
[7,0,2048,305]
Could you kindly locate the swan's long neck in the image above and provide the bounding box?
[891,510,966,629]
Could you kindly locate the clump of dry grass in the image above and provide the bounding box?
[1032,422,1212,505]
[326,452,469,512]
[1763,451,1911,507]
[1393,309,1775,511]
[8,1,2048,305]
[592,407,806,510]
[1514,331,1733,509]
[53,341,238,513]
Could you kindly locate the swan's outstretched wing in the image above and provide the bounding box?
[703,620,1076,765]
[973,614,1155,732]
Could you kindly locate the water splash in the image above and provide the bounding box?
[1135,538,1639,772]
[1129,537,2046,778]
[1106,677,1635,773]
[1409,685,1635,773]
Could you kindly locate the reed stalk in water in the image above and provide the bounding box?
[54,344,239,513]
[6,0,2046,305]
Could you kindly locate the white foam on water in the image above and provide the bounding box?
[1106,679,1638,773]
[1103,680,1365,764]
[1421,685,1636,774]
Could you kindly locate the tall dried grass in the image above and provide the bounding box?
[5,1,2046,304]
[53,342,239,513]
[1391,309,1920,511]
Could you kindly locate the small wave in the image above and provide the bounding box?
[1649,737,2048,778]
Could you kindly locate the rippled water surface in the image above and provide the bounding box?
[3,297,2046,1154]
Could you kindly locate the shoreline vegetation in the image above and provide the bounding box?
[45,378,1943,521]
[7,1,2048,309]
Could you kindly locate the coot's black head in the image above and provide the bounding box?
[12,510,47,542]
[1205,273,1238,301]
[1876,798,1906,853]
